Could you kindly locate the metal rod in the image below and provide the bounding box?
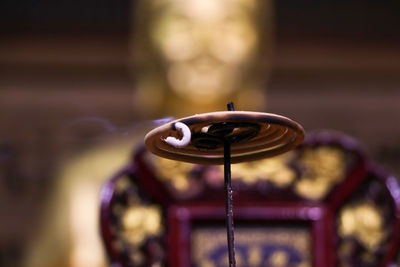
[224,101,236,267]
[224,140,236,267]
[227,102,235,111]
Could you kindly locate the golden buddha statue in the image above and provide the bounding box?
[132,0,272,117]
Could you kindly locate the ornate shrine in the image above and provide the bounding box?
[100,129,400,266]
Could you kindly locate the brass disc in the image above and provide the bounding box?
[145,111,305,165]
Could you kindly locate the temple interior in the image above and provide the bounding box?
[1,0,400,266]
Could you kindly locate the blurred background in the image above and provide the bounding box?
[0,0,400,266]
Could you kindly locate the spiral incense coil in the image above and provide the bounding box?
[145,111,305,165]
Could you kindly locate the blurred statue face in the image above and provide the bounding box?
[133,0,271,116]
[150,0,258,103]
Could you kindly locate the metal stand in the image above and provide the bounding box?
[224,102,236,267]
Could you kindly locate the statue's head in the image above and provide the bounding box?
[132,0,272,117]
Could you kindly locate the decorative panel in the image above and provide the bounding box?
[192,226,311,267]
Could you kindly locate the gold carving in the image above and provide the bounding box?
[269,250,289,267]
[248,246,262,266]
[121,204,163,246]
[231,152,295,187]
[152,146,346,200]
[153,152,296,190]
[114,175,134,194]
[295,147,346,200]
[338,202,385,251]
[152,146,348,201]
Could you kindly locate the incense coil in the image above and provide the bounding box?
[145,111,305,165]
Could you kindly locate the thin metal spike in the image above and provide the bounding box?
[224,102,236,267]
